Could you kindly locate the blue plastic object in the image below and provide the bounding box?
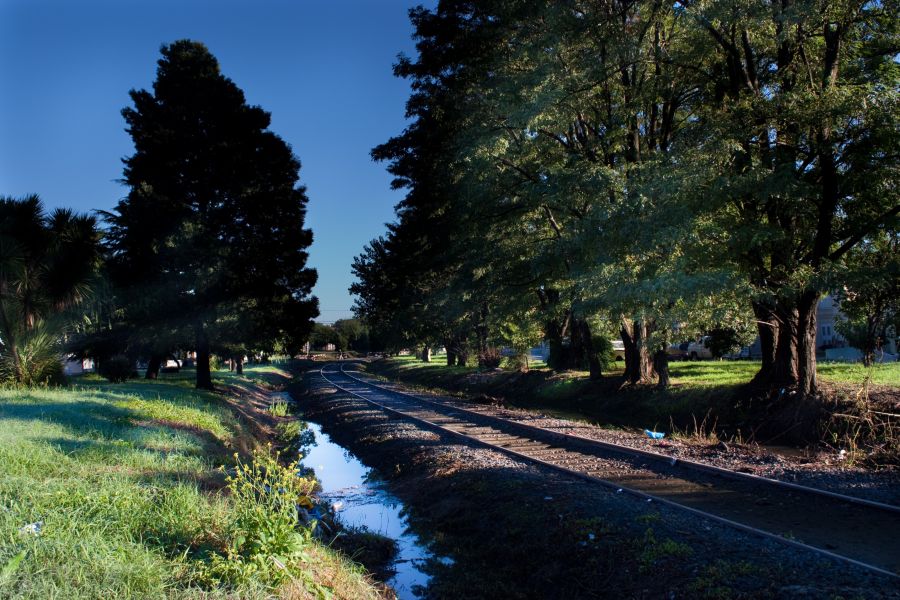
[644,430,665,440]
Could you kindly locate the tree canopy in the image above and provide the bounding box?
[106,40,318,388]
[352,0,899,399]
[0,195,101,384]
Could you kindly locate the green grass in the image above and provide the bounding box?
[391,354,900,388]
[817,360,900,387]
[370,356,899,444]
[0,367,380,599]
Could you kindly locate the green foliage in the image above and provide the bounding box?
[0,195,100,386]
[592,335,615,371]
[106,40,318,389]
[0,322,66,387]
[0,372,377,598]
[834,232,899,364]
[97,354,137,383]
[705,329,742,360]
[332,319,370,352]
[355,0,900,397]
[275,420,303,445]
[203,448,316,587]
[268,400,290,418]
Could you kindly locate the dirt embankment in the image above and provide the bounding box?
[290,370,899,599]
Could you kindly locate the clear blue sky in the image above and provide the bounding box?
[0,0,429,323]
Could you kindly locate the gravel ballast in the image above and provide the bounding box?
[291,369,899,599]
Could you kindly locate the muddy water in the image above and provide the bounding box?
[296,420,436,599]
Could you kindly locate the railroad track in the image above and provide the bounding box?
[318,362,900,578]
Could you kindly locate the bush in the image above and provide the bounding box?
[0,327,67,386]
[268,399,290,417]
[592,335,615,371]
[209,354,223,371]
[98,355,137,383]
[203,448,317,587]
[706,328,741,359]
[502,354,530,371]
[478,347,503,369]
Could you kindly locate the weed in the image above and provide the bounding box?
[637,526,692,573]
[686,560,764,599]
[821,390,900,467]
[275,420,302,444]
[669,410,720,444]
[203,447,317,587]
[269,399,290,417]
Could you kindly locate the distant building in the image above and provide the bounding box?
[816,294,846,349]
[63,356,94,375]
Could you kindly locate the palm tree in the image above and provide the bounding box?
[0,195,100,384]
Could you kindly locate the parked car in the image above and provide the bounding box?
[667,342,689,360]
[723,346,751,360]
[686,337,713,360]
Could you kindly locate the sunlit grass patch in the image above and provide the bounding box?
[0,376,382,599]
[668,361,762,387]
[818,361,900,387]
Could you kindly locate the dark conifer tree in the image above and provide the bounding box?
[107,40,318,389]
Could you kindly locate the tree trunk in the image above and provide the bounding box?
[653,349,670,389]
[622,319,654,384]
[421,346,431,362]
[751,300,778,382]
[445,338,456,366]
[574,318,602,380]
[195,324,213,390]
[772,303,799,387]
[796,290,819,397]
[234,355,243,375]
[456,349,468,367]
[476,302,489,356]
[145,355,162,380]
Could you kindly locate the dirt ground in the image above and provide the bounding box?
[290,369,900,600]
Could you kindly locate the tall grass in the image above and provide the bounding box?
[0,374,381,599]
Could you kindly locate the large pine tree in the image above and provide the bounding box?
[107,40,318,389]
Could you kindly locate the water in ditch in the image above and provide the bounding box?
[296,419,437,599]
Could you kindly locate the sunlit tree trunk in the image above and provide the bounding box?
[622,319,654,384]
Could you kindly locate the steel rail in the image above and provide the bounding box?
[337,363,900,515]
[317,363,900,579]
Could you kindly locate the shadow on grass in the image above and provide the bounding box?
[0,393,226,462]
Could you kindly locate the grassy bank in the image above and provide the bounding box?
[367,356,900,442]
[0,366,382,599]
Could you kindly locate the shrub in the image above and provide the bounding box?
[204,448,317,587]
[98,355,137,383]
[269,400,290,417]
[478,347,503,369]
[0,326,67,386]
[502,354,530,371]
[591,335,615,371]
[706,328,742,359]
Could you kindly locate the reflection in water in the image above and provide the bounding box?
[296,420,434,599]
